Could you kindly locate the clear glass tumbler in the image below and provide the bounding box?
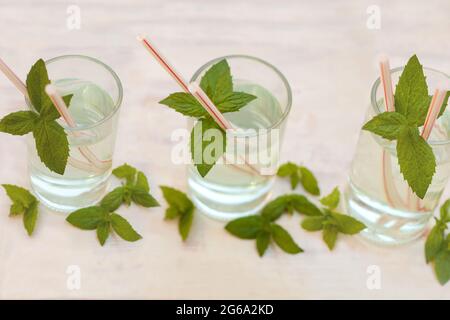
[345,67,450,245]
[27,55,123,212]
[188,55,292,221]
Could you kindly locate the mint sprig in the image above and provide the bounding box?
[2,184,39,236]
[362,54,449,199]
[100,163,160,211]
[160,186,195,241]
[0,59,73,174]
[159,59,257,177]
[424,199,450,285]
[300,188,366,250]
[277,162,320,195]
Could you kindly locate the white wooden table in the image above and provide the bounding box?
[0,0,449,299]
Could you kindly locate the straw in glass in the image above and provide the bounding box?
[137,35,261,176]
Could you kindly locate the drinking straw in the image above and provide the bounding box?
[379,55,395,112]
[137,35,261,175]
[45,85,111,171]
[0,56,106,173]
[421,87,448,140]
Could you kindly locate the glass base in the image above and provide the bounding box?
[188,175,274,221]
[343,183,432,246]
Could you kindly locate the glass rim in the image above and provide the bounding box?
[370,66,450,145]
[190,54,292,137]
[26,54,123,132]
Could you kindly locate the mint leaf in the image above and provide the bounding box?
[33,119,69,175]
[160,186,194,214]
[130,188,159,207]
[2,184,36,208]
[330,212,366,235]
[299,166,320,196]
[440,199,450,222]
[23,201,38,236]
[96,222,110,246]
[277,162,320,195]
[256,231,271,257]
[159,92,206,117]
[200,59,233,101]
[396,126,435,199]
[301,216,325,231]
[270,224,303,254]
[323,224,338,250]
[110,213,142,242]
[394,55,430,124]
[136,171,150,192]
[66,206,108,230]
[435,250,450,285]
[320,187,340,209]
[26,59,51,113]
[190,117,226,177]
[225,215,264,239]
[164,207,179,220]
[100,187,125,212]
[262,194,322,221]
[277,162,297,177]
[362,111,407,140]
[0,111,39,136]
[425,223,445,263]
[40,94,73,121]
[178,208,194,241]
[112,163,136,184]
[215,92,257,113]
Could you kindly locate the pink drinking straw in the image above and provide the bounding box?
[45,85,111,171]
[0,56,106,173]
[421,87,448,140]
[137,35,261,176]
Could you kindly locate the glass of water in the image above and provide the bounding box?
[188,55,292,221]
[345,67,450,245]
[27,55,122,212]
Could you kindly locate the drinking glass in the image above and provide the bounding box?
[188,55,292,221]
[27,55,123,212]
[345,67,450,245]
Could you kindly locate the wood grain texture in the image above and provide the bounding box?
[0,0,449,299]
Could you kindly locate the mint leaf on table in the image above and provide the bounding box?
[435,250,450,285]
[319,187,340,210]
[66,205,142,246]
[277,162,320,195]
[261,194,322,222]
[160,186,195,241]
[159,59,256,177]
[190,117,226,177]
[322,224,339,250]
[0,58,74,175]
[225,215,303,257]
[105,164,159,210]
[396,126,435,199]
[2,184,39,236]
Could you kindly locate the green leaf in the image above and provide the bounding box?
[394,55,430,124]
[425,224,445,263]
[23,201,38,236]
[301,216,326,231]
[270,223,303,254]
[160,186,194,213]
[136,171,150,192]
[165,207,180,220]
[159,92,206,117]
[25,59,51,113]
[330,212,366,235]
[323,224,339,250]
[396,126,435,199]
[100,187,125,212]
[110,213,142,242]
[190,117,226,177]
[261,195,291,221]
[437,91,450,118]
[199,59,233,101]
[256,231,271,257]
[362,112,408,140]
[2,184,36,208]
[215,92,257,113]
[225,215,264,239]
[40,94,73,121]
[440,199,450,222]
[130,188,160,207]
[178,208,194,241]
[10,203,25,216]
[66,206,108,230]
[277,162,297,177]
[262,194,322,221]
[299,166,320,196]
[320,187,340,209]
[434,250,450,285]
[112,163,136,184]
[96,222,110,246]
[33,119,69,175]
[0,111,39,136]
[291,195,322,216]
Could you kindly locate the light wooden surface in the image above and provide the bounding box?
[0,0,449,299]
